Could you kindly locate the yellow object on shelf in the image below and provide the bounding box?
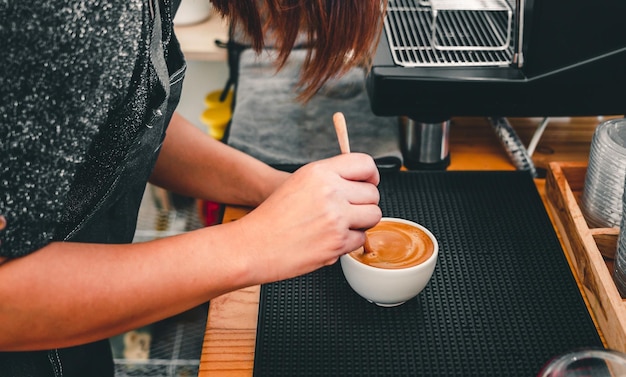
[200,89,234,140]
[204,89,233,109]
[201,106,231,140]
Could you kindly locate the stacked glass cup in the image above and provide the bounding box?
[617,183,626,297]
[584,119,626,296]
[581,118,626,229]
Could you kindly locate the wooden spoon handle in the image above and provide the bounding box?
[333,112,350,154]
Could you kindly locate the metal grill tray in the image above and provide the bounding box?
[385,0,514,67]
[253,171,603,377]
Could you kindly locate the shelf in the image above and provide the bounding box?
[174,16,229,61]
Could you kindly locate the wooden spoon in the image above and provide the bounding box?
[333,112,350,154]
[333,112,372,254]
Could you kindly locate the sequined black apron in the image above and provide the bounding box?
[0,0,185,375]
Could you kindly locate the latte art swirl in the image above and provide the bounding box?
[350,221,434,269]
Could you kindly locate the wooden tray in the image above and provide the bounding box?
[545,161,625,351]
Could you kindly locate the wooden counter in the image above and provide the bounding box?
[198,116,618,376]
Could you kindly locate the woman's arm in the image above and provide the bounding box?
[0,218,255,351]
[149,112,290,207]
[0,152,381,352]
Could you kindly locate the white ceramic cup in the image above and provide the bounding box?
[340,217,438,307]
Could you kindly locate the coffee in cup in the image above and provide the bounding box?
[349,219,435,269]
[340,217,438,307]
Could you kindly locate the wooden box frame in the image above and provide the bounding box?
[545,161,624,351]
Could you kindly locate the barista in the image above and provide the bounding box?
[0,0,386,375]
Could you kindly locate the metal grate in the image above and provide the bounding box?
[430,0,512,51]
[133,186,206,243]
[112,307,207,377]
[384,0,515,67]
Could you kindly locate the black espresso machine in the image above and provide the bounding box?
[366,0,626,170]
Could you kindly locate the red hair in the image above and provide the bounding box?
[210,0,387,101]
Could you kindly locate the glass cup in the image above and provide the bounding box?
[538,349,626,377]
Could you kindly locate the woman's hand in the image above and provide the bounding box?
[234,153,382,284]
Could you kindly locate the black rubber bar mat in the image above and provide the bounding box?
[253,171,603,377]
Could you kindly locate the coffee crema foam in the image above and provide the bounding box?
[349,220,434,269]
